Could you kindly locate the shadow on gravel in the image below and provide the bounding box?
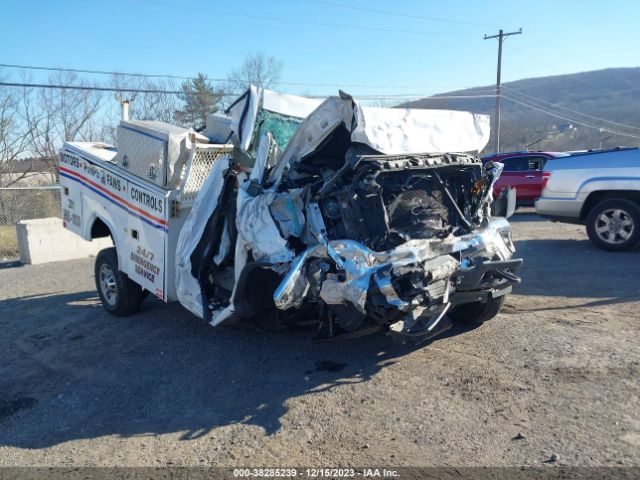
[0,289,458,449]
[0,260,22,270]
[506,212,544,223]
[513,238,640,306]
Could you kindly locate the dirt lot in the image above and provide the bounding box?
[0,213,638,467]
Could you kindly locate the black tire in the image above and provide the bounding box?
[94,247,145,316]
[448,295,506,325]
[586,198,640,252]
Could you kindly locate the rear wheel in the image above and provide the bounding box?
[448,295,506,325]
[95,247,145,316]
[586,199,640,252]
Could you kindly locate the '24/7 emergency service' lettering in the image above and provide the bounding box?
[131,246,161,283]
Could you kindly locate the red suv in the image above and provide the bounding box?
[482,151,568,206]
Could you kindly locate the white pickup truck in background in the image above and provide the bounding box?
[535,147,640,251]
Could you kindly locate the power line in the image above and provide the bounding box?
[347,94,497,100]
[0,63,479,91]
[502,86,640,132]
[0,81,183,95]
[495,42,640,131]
[506,44,636,99]
[132,0,471,37]
[410,94,497,99]
[502,95,640,140]
[505,29,637,91]
[301,93,496,100]
[306,0,492,27]
[0,81,498,102]
[527,31,636,88]
[0,63,193,80]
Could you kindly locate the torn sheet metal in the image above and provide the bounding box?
[235,188,294,264]
[351,105,490,156]
[270,95,490,182]
[233,132,300,265]
[176,87,520,341]
[213,218,231,266]
[272,235,458,313]
[175,156,230,318]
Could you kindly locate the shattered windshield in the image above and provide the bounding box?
[249,109,304,155]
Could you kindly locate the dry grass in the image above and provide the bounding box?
[0,225,18,259]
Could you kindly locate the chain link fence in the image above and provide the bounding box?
[0,186,62,262]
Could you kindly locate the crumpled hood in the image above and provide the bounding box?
[269,93,490,182]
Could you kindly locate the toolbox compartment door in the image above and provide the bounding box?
[122,181,168,299]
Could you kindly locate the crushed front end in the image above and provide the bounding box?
[177,89,521,343]
[271,151,522,342]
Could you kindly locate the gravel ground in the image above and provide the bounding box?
[0,213,638,467]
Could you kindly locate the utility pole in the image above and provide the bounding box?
[598,134,614,150]
[484,28,522,153]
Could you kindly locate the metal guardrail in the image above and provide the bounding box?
[0,186,61,261]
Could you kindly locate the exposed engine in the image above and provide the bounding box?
[264,149,518,341]
[178,89,522,344]
[314,156,480,250]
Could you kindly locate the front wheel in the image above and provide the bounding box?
[95,247,145,316]
[448,295,506,325]
[586,199,640,252]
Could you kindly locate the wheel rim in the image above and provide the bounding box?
[99,263,118,306]
[594,208,635,245]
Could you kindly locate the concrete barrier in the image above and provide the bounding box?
[16,218,112,265]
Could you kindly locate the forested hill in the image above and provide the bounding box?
[400,68,640,152]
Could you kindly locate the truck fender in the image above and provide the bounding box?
[576,177,640,203]
[84,213,123,262]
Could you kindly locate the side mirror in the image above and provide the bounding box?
[492,187,517,218]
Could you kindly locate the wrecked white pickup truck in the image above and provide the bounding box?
[60,86,522,343]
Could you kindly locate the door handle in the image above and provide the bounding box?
[525,175,535,178]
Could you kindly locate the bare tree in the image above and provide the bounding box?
[227,52,284,92]
[56,73,102,142]
[101,75,182,143]
[0,86,32,187]
[137,78,181,124]
[111,75,180,124]
[21,84,58,182]
[21,71,103,182]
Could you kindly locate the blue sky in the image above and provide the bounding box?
[1,0,638,99]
